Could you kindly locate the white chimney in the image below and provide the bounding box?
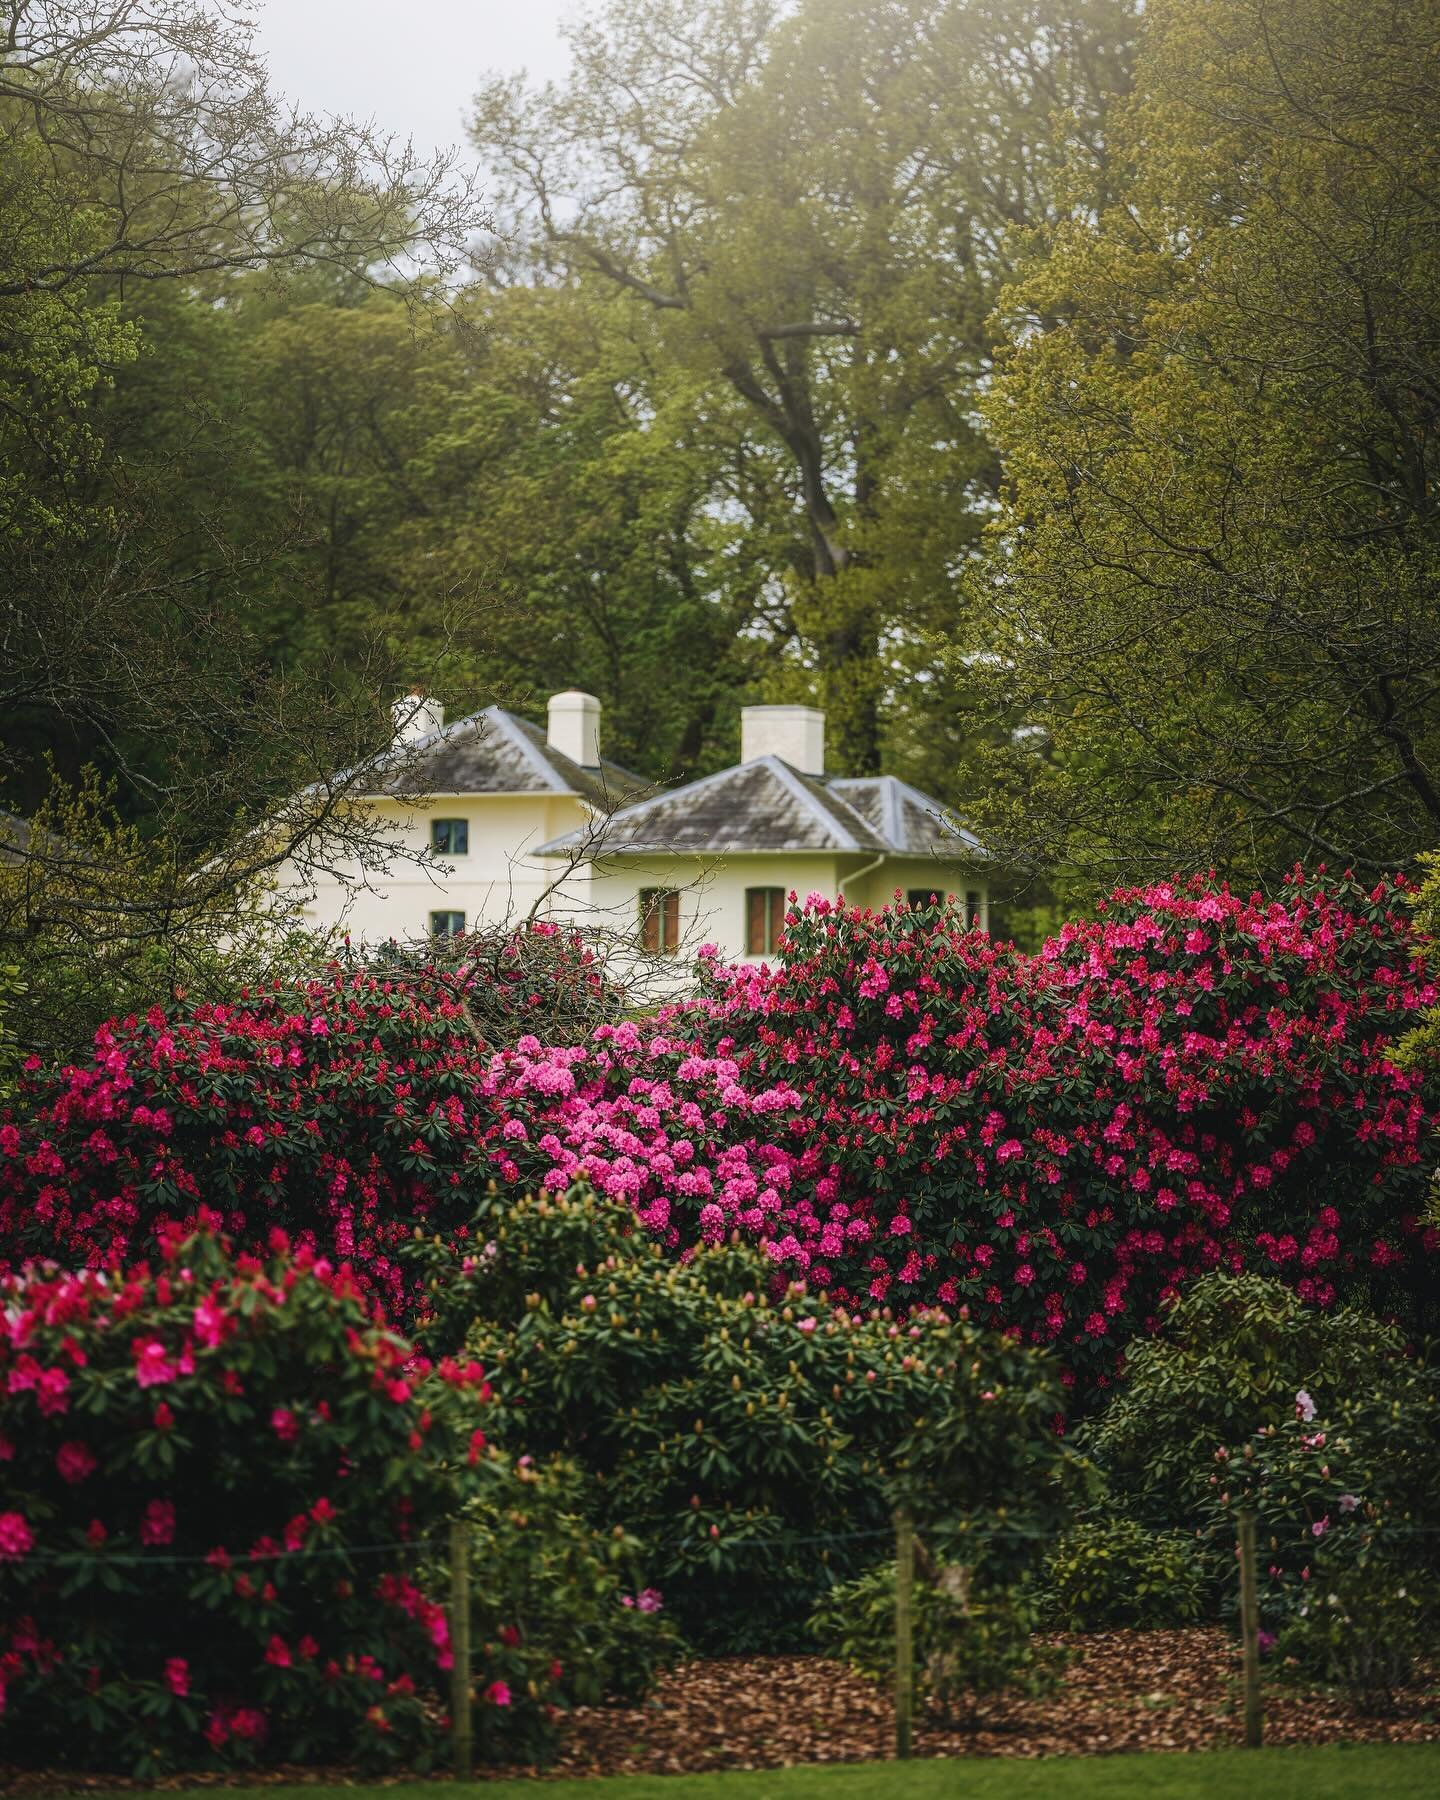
[740,704,825,776]
[393,692,444,744]
[547,689,602,767]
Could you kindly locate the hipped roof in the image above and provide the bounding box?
[535,758,987,860]
[362,706,645,809]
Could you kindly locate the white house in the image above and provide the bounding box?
[536,703,990,961]
[282,691,644,943]
[285,691,990,961]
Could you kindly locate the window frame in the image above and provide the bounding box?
[430,817,469,857]
[429,909,466,940]
[745,886,787,956]
[638,888,681,955]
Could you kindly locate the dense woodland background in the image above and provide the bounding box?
[1,0,1438,1058]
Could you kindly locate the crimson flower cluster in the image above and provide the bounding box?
[0,1220,500,1771]
[1,871,1433,1389]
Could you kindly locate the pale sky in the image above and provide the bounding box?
[255,0,584,162]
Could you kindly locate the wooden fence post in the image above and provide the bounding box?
[1237,1509,1262,1749]
[894,1505,915,1761]
[450,1517,473,1780]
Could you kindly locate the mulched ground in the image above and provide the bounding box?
[4,1630,1437,1791]
[544,1631,1440,1777]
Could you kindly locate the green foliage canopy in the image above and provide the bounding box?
[970,0,1440,889]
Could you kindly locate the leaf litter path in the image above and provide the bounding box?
[544,1631,1439,1778]
[3,1630,1436,1791]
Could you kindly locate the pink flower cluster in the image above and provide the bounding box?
[0,869,1432,1387]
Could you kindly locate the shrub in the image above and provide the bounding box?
[406,1185,1080,1652]
[0,950,516,1320]
[4,871,1434,1395]
[1273,1563,1439,1714]
[0,1221,503,1773]
[807,1563,1059,1723]
[1040,1518,1207,1629]
[370,919,622,1048]
[1087,1273,1408,1525]
[1197,1338,1440,1622]
[458,1455,681,1765]
[668,870,1436,1382]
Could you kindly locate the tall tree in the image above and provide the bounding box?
[473,0,1135,774]
[968,0,1440,887]
[0,1,490,1056]
[399,279,789,779]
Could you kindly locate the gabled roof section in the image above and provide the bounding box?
[536,756,892,857]
[363,706,646,809]
[827,776,987,857]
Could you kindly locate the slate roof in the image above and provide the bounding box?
[827,775,987,857]
[535,757,986,859]
[362,706,646,809]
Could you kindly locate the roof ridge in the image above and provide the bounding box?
[880,775,905,847]
[762,758,865,852]
[487,706,571,792]
[829,772,986,854]
[888,775,984,851]
[536,759,747,852]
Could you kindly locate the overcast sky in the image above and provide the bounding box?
[255,0,582,162]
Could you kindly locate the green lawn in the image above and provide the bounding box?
[143,1744,1440,1800]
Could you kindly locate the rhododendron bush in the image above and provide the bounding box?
[1,871,1434,1390]
[0,1223,511,1773]
[666,872,1436,1384]
[1095,1274,1440,1612]
[403,1186,1081,1652]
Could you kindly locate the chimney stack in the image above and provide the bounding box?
[740,704,825,776]
[393,692,444,744]
[547,690,602,768]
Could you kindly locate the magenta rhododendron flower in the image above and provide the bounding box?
[56,1440,96,1484]
[141,1499,175,1546]
[484,1680,512,1707]
[164,1656,189,1696]
[133,1339,175,1388]
[0,1511,34,1560]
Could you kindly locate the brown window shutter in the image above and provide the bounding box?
[746,888,766,955]
[639,890,659,952]
[663,890,680,953]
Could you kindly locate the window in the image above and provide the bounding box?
[965,889,984,929]
[906,888,945,911]
[429,910,465,939]
[431,818,468,856]
[745,887,786,956]
[638,888,680,955]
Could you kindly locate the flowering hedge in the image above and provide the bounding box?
[671,871,1436,1380]
[2,871,1434,1389]
[0,1221,504,1773]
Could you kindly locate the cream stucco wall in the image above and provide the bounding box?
[571,851,989,969]
[280,796,988,961]
[280,793,594,945]
[842,857,989,930]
